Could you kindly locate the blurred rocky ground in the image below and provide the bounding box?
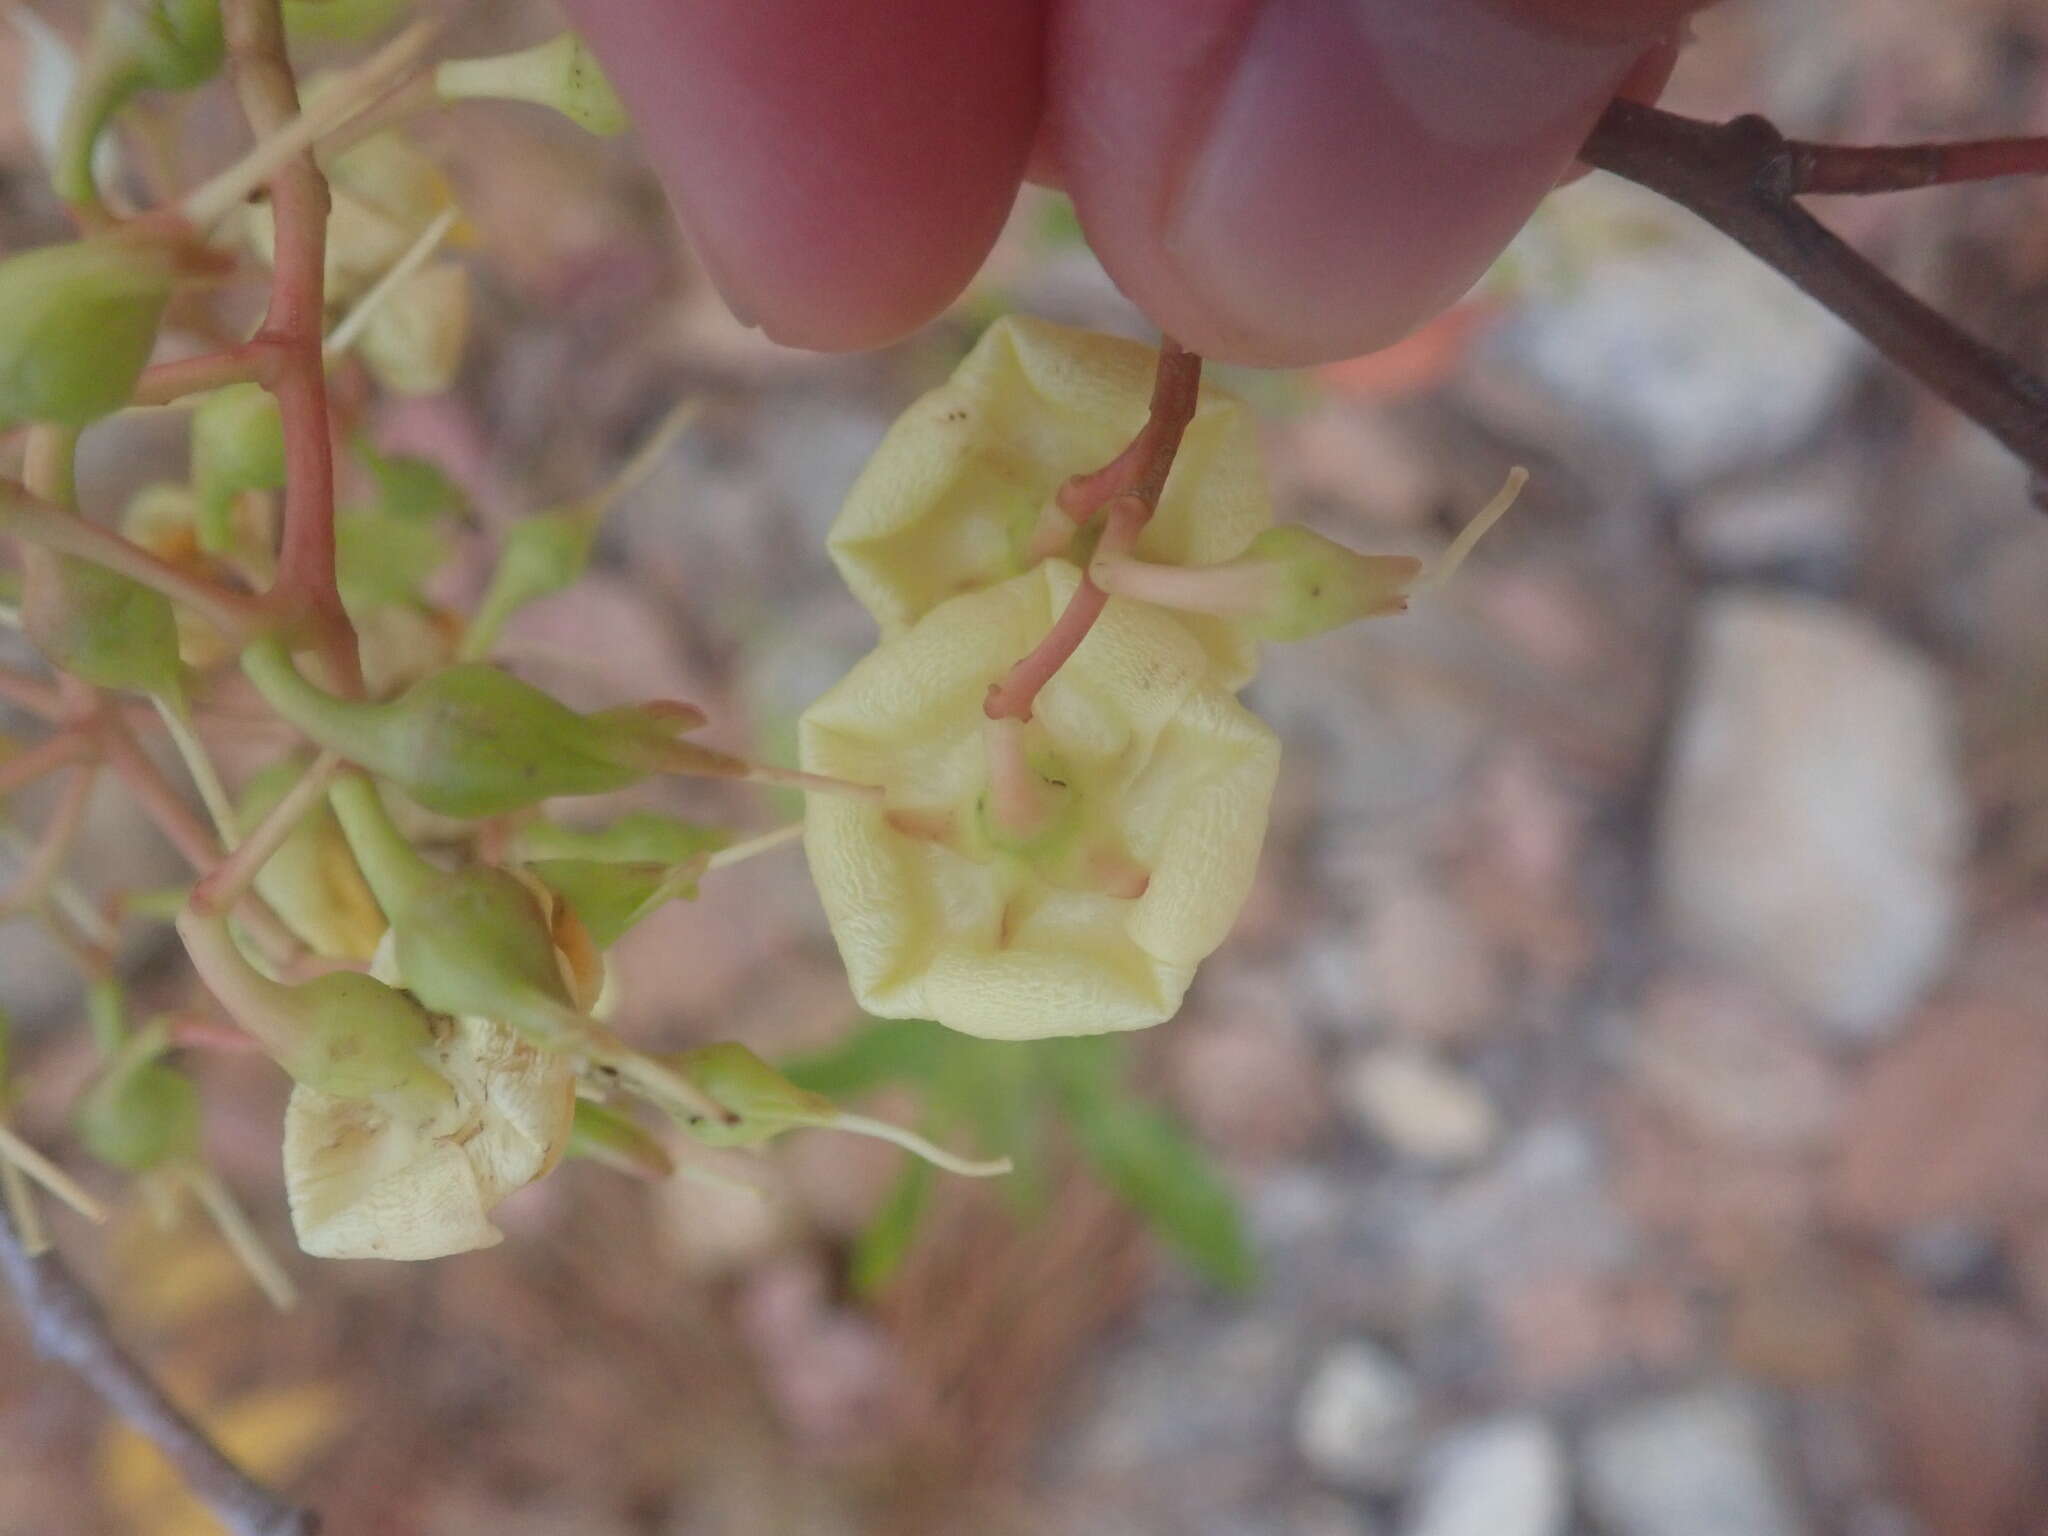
[6,0,2048,1532]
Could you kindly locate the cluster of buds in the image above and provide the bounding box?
[803,317,1520,1039]
[0,16,1005,1291]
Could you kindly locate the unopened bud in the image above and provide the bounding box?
[242,639,691,819]
[436,33,628,136]
[1234,526,1422,642]
[358,261,468,396]
[668,1042,834,1147]
[190,383,285,552]
[177,908,448,1105]
[75,1027,202,1173]
[0,237,181,429]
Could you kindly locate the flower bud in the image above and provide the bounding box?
[21,553,184,701]
[668,1041,1010,1176]
[386,862,586,1034]
[190,382,285,552]
[802,561,1278,1039]
[828,315,1273,688]
[566,1099,673,1179]
[436,33,628,136]
[238,761,387,962]
[177,908,448,1105]
[241,638,693,818]
[358,261,468,396]
[75,1026,202,1173]
[0,237,180,429]
[667,1042,835,1148]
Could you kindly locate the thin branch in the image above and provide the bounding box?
[1579,100,2048,481]
[1776,133,2048,197]
[0,667,65,722]
[0,1200,318,1536]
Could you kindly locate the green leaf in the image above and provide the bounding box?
[851,1157,931,1297]
[780,1016,950,1101]
[1049,1039,1258,1292]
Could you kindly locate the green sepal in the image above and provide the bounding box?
[523,859,698,949]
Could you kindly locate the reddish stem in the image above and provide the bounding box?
[0,670,66,723]
[0,765,98,917]
[130,344,277,408]
[1053,339,1204,524]
[987,341,1203,721]
[1780,133,2048,196]
[224,0,361,696]
[0,732,94,800]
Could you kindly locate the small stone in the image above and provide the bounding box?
[1657,593,1967,1040]
[1828,1002,2048,1234]
[1403,1416,1568,1536]
[1628,974,1843,1153]
[1341,1048,1499,1169]
[1497,179,1858,489]
[1583,1386,1808,1536]
[1880,1306,2043,1536]
[1681,460,1862,575]
[1169,1005,1331,1164]
[1361,885,1505,1043]
[1295,1339,1420,1491]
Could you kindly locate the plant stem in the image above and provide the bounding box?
[0,764,98,919]
[0,483,264,640]
[131,345,276,407]
[97,713,303,967]
[190,751,340,915]
[0,1198,319,1536]
[0,668,65,722]
[702,822,803,872]
[222,0,362,695]
[987,341,1203,722]
[0,733,94,801]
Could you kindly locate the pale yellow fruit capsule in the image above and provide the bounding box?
[827,315,1273,689]
[281,1013,574,1260]
[281,932,577,1260]
[801,561,1278,1039]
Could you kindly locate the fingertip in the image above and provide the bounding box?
[1052,0,1666,367]
[568,0,1044,352]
